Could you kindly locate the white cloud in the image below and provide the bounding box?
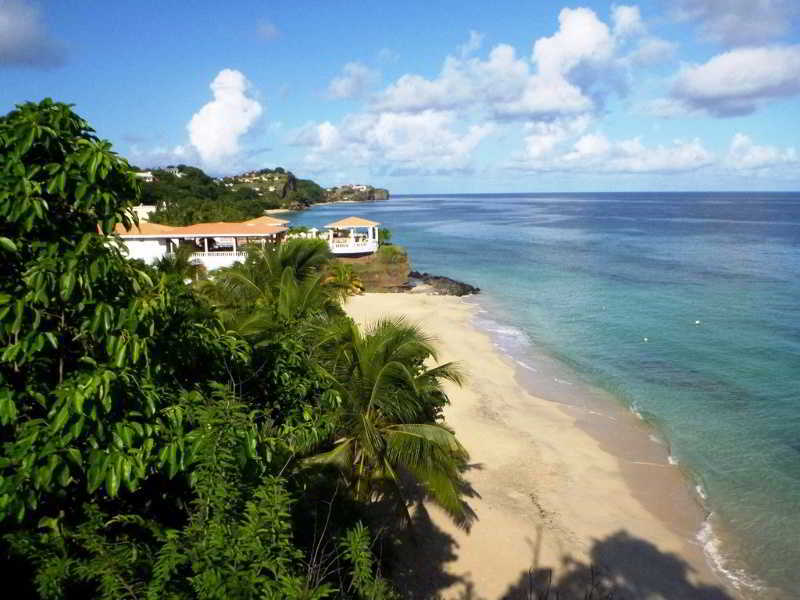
[514,125,714,174]
[373,7,635,120]
[458,30,485,58]
[327,62,379,99]
[521,115,593,159]
[726,133,798,169]
[671,0,799,46]
[625,37,677,66]
[128,143,199,170]
[293,110,493,173]
[642,97,698,118]
[533,7,615,75]
[256,21,280,40]
[0,0,66,68]
[671,45,800,116]
[372,55,476,112]
[187,69,263,166]
[612,5,645,38]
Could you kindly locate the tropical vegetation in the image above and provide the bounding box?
[0,100,468,599]
[141,166,326,225]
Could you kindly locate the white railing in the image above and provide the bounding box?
[331,239,371,248]
[187,251,247,258]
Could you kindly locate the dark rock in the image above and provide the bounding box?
[408,271,480,296]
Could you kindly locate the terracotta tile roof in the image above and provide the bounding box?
[324,216,381,228]
[167,222,287,237]
[114,218,288,237]
[114,221,175,235]
[244,215,290,226]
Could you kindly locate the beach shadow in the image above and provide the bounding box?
[389,463,483,599]
[499,530,734,600]
[391,524,735,600]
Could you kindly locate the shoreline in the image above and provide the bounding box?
[345,293,739,599]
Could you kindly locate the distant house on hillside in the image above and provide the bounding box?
[134,171,154,183]
[164,166,183,178]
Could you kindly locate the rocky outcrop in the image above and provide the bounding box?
[408,271,480,296]
[324,185,390,203]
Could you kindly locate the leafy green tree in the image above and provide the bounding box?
[200,239,340,331]
[0,98,244,589]
[1,99,398,600]
[308,317,470,524]
[324,263,365,298]
[154,244,207,282]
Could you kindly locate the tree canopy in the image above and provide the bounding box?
[0,100,466,599]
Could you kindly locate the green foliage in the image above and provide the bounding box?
[145,167,326,225]
[376,244,407,264]
[308,317,469,523]
[1,100,460,599]
[153,244,207,282]
[378,228,392,245]
[324,263,365,298]
[0,99,243,525]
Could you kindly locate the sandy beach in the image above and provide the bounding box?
[345,293,737,600]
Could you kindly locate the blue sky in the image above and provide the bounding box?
[1,0,799,192]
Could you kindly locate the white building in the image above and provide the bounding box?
[132,204,156,222]
[323,217,380,256]
[133,171,154,183]
[116,215,289,270]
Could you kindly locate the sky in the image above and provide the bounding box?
[1,0,799,193]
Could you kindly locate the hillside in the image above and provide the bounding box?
[138,165,388,226]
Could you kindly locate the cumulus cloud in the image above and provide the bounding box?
[327,62,378,99]
[292,110,493,173]
[625,37,676,66]
[671,45,800,116]
[726,133,798,169]
[295,6,693,176]
[513,121,713,174]
[256,21,280,40]
[0,0,66,68]
[612,5,646,38]
[187,69,263,166]
[458,30,485,57]
[671,0,799,46]
[372,6,666,121]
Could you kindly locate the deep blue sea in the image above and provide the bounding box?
[290,192,800,597]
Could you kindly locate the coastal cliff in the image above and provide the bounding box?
[324,184,390,203]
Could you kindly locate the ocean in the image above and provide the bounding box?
[289,192,800,598]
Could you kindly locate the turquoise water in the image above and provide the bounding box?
[291,193,800,597]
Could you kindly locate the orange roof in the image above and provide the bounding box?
[114,219,288,238]
[114,221,175,235]
[325,216,380,228]
[168,222,287,237]
[245,215,289,226]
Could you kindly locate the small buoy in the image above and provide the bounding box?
[643,337,649,342]
[694,320,701,325]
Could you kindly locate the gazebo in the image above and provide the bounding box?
[323,216,380,256]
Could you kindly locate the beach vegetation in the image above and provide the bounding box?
[308,317,469,524]
[376,244,407,264]
[0,100,459,598]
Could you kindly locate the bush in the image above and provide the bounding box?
[377,245,407,264]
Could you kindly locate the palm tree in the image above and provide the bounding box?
[199,238,342,336]
[154,244,206,282]
[324,263,365,298]
[307,317,470,524]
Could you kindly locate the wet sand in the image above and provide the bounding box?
[345,293,738,600]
